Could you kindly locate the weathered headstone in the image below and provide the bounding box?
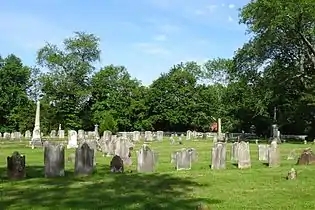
[137,144,157,172]
[110,155,124,173]
[211,142,226,169]
[156,131,163,141]
[174,149,192,170]
[237,141,251,169]
[74,143,94,175]
[7,152,26,180]
[268,140,280,167]
[296,148,315,165]
[231,142,239,161]
[25,130,31,139]
[50,130,57,138]
[44,142,65,177]
[67,130,78,149]
[258,144,268,161]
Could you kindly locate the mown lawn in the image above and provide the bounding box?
[0,139,314,209]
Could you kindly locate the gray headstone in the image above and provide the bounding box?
[211,142,226,169]
[175,149,192,170]
[75,143,94,175]
[268,141,280,167]
[44,142,65,177]
[231,142,239,161]
[137,144,157,172]
[237,141,251,169]
[7,151,25,180]
[258,144,268,161]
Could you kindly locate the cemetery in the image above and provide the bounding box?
[1,0,315,209]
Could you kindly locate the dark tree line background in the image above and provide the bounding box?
[1,0,315,138]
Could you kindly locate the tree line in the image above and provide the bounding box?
[1,0,315,137]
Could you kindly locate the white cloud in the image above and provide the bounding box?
[228,16,234,22]
[0,12,68,50]
[194,10,205,15]
[228,4,235,9]
[221,3,225,7]
[207,4,218,12]
[153,34,167,41]
[133,42,170,55]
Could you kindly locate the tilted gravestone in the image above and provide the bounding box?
[74,143,94,176]
[44,142,65,177]
[137,144,158,172]
[211,142,226,169]
[7,151,26,180]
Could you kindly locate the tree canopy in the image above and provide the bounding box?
[1,1,314,136]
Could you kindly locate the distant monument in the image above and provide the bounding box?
[30,101,42,149]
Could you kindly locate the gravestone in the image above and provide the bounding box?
[211,142,226,169]
[115,138,133,166]
[186,130,192,140]
[50,130,57,138]
[231,142,239,161]
[156,131,163,141]
[137,144,157,172]
[258,144,268,161]
[25,130,31,139]
[74,143,94,176]
[133,131,140,142]
[4,132,10,139]
[144,131,153,141]
[237,141,251,169]
[78,130,85,141]
[110,155,124,173]
[82,140,97,166]
[7,151,26,180]
[174,149,192,170]
[170,135,175,144]
[67,130,78,149]
[44,142,65,177]
[296,148,315,165]
[268,140,280,167]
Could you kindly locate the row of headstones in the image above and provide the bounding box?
[0,132,24,139]
[6,142,198,180]
[211,140,280,169]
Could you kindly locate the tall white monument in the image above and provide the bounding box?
[30,101,41,149]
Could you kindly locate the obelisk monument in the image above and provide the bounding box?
[30,101,41,149]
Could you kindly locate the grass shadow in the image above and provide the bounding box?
[0,165,221,209]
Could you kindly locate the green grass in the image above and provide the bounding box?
[0,139,314,209]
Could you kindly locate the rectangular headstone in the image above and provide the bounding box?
[137,144,157,172]
[44,142,65,177]
[258,144,268,161]
[237,141,251,169]
[211,142,226,169]
[75,143,94,175]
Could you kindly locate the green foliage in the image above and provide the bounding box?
[2,0,315,137]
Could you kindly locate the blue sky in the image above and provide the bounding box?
[0,0,250,85]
